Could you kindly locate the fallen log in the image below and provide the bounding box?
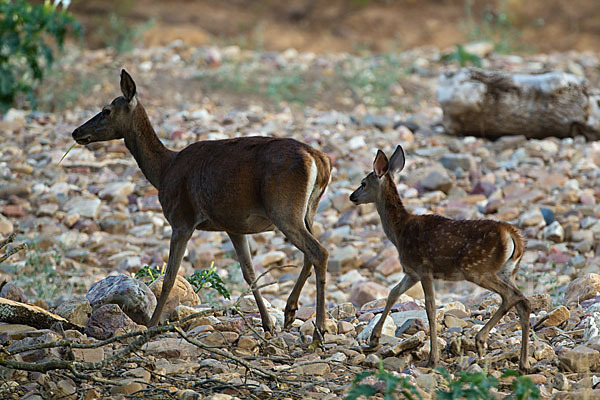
[437,68,600,140]
[0,297,84,332]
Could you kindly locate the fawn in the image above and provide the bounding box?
[349,145,530,371]
[72,70,331,339]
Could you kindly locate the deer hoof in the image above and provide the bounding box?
[283,308,296,330]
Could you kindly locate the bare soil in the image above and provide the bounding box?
[70,0,600,54]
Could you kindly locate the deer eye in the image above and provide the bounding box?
[360,182,366,188]
[102,108,111,118]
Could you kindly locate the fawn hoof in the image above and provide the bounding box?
[425,356,438,368]
[361,343,381,354]
[475,336,486,357]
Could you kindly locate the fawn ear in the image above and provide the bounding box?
[388,145,406,174]
[373,150,389,178]
[120,69,137,102]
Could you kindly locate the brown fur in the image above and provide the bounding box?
[350,146,531,371]
[72,70,331,337]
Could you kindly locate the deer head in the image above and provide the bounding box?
[72,69,139,145]
[349,145,406,205]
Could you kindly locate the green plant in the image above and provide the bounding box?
[187,261,231,300]
[346,362,422,400]
[96,12,154,54]
[461,0,528,54]
[503,370,540,400]
[135,264,165,284]
[17,241,64,299]
[440,44,482,67]
[0,0,81,112]
[435,368,539,400]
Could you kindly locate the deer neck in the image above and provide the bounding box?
[376,175,409,246]
[123,104,173,189]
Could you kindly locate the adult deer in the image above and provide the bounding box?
[72,70,331,339]
[349,146,531,371]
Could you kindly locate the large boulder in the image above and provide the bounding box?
[86,274,156,325]
[149,275,201,308]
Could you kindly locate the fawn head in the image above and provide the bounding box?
[72,69,138,145]
[350,145,405,205]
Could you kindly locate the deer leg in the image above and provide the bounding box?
[277,223,328,342]
[369,274,417,347]
[421,275,439,367]
[472,274,522,359]
[149,228,192,327]
[284,258,313,329]
[228,233,274,333]
[284,216,316,329]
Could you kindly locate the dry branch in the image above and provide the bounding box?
[0,298,83,332]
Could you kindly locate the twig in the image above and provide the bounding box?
[0,233,15,250]
[0,233,26,263]
[5,306,229,356]
[172,325,294,384]
[232,305,274,347]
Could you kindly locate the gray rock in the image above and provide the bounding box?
[98,181,135,201]
[390,309,428,327]
[8,331,62,363]
[329,302,357,320]
[85,304,141,340]
[543,221,564,242]
[55,295,92,326]
[519,208,545,227]
[440,153,476,171]
[0,282,28,303]
[360,114,394,130]
[329,245,359,272]
[420,170,453,193]
[559,345,600,372]
[86,274,157,325]
[350,281,389,307]
[64,196,101,219]
[357,313,396,341]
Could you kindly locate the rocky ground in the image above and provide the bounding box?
[2,42,600,399]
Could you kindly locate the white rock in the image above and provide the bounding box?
[64,196,101,219]
[357,314,396,342]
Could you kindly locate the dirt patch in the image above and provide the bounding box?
[70,0,600,54]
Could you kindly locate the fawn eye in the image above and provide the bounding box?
[360,182,366,188]
[102,108,111,118]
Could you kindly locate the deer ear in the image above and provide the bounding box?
[373,150,389,178]
[120,69,137,102]
[388,145,406,174]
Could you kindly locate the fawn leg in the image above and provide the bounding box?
[422,276,439,367]
[369,274,417,347]
[228,233,274,333]
[284,258,313,329]
[149,228,192,327]
[515,299,532,372]
[473,274,522,358]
